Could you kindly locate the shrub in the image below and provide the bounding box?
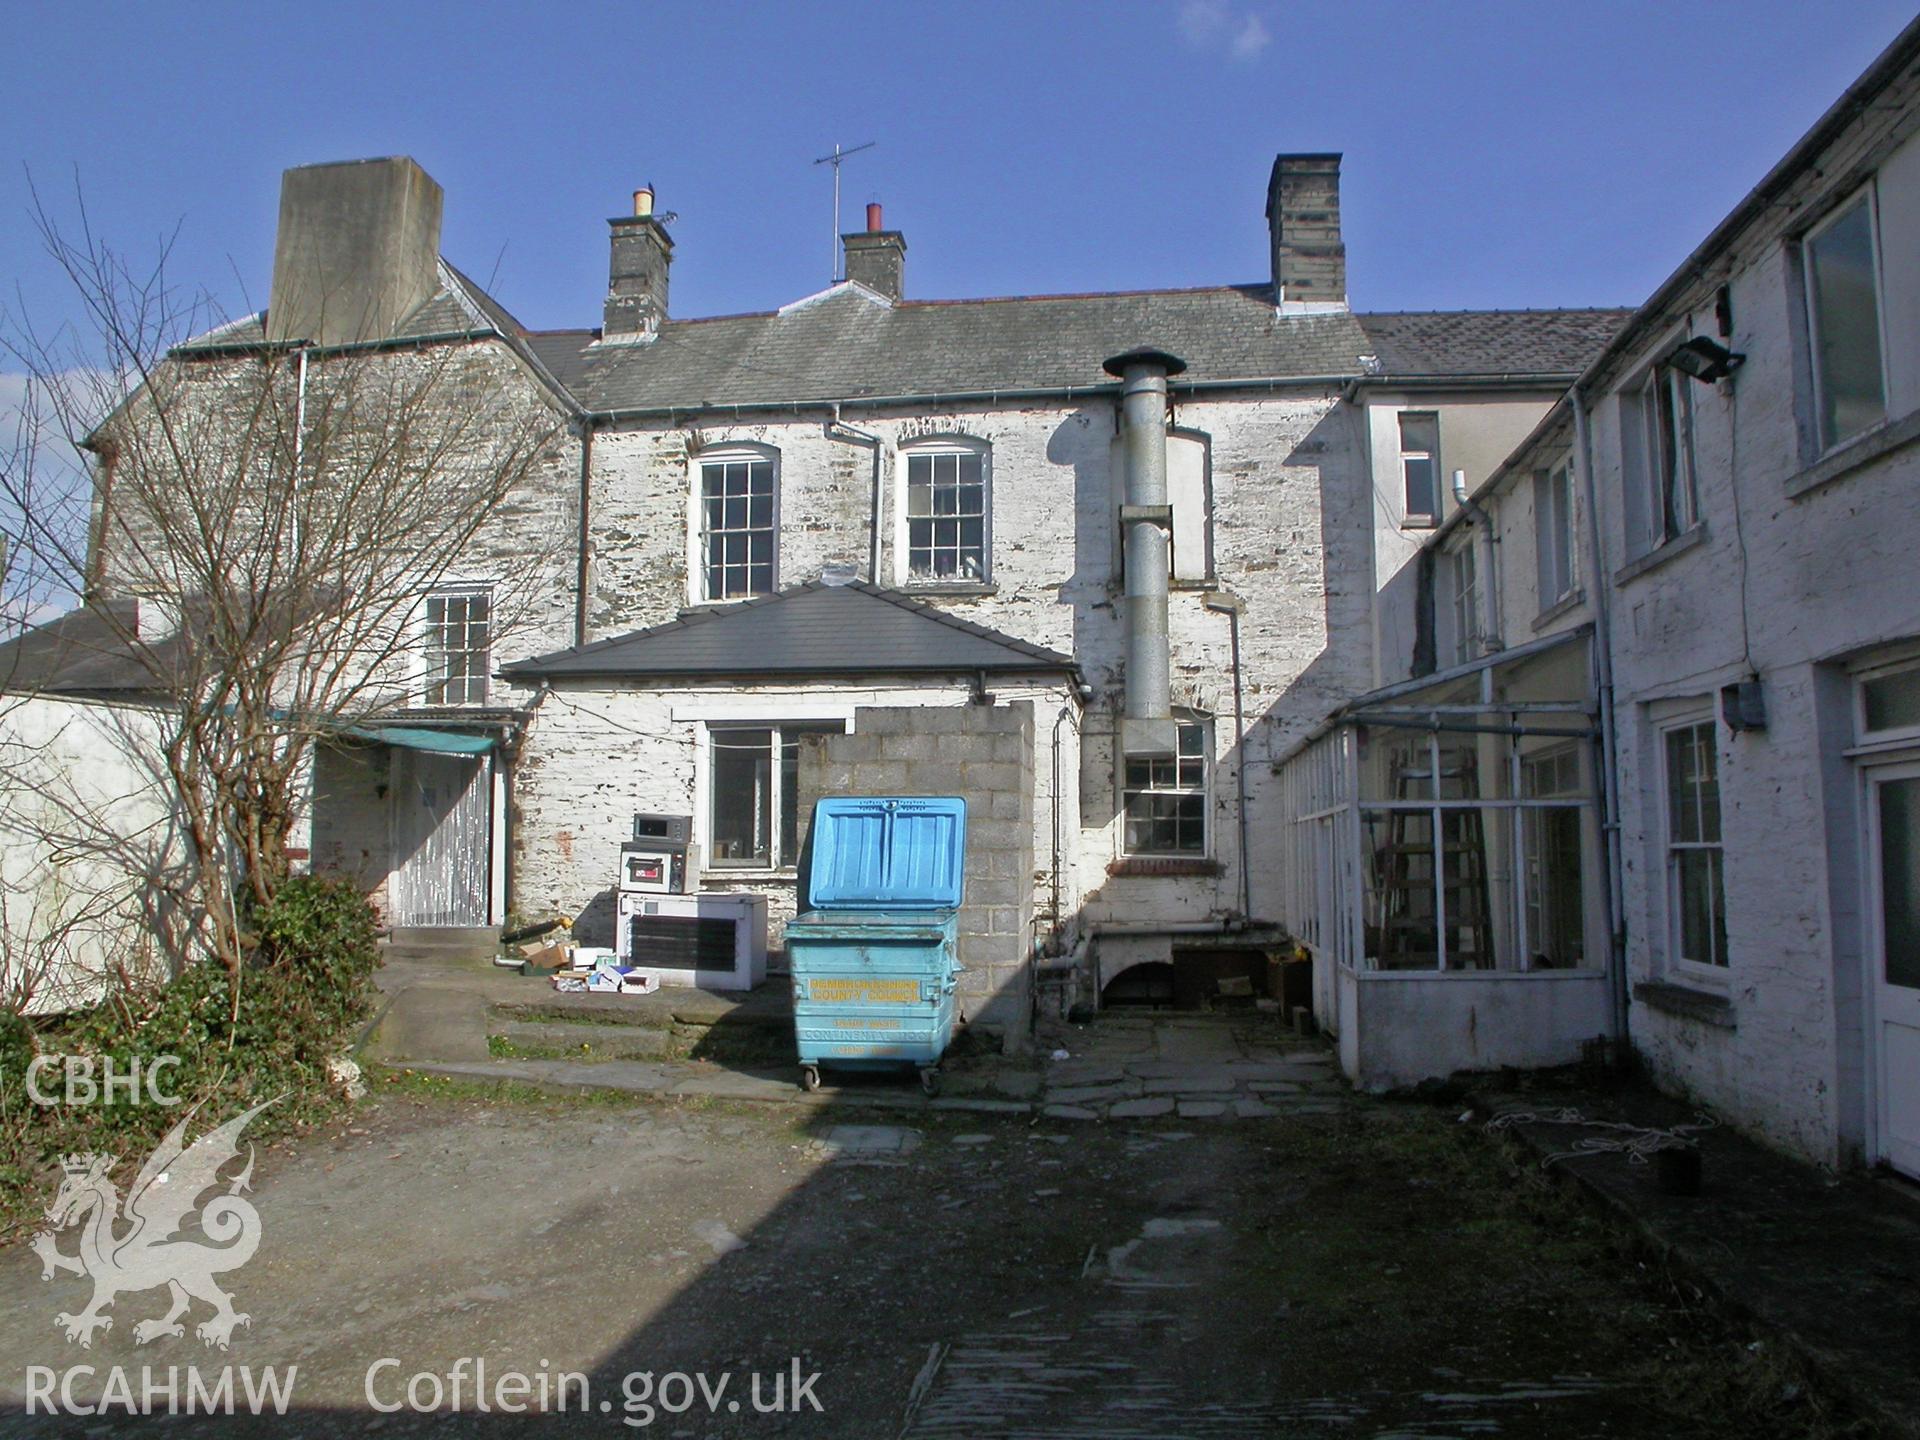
[0,876,383,1233]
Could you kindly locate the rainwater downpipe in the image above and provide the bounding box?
[1203,590,1253,920]
[1573,389,1630,1051]
[1450,467,1503,652]
[825,406,884,583]
[574,420,594,647]
[290,345,310,559]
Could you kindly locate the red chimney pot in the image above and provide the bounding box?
[866,202,883,233]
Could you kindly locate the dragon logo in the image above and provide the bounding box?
[31,1099,275,1350]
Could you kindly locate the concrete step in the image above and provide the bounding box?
[387,925,500,952]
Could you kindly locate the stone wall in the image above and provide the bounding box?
[795,702,1036,1046]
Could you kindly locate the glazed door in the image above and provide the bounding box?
[1868,764,1920,1178]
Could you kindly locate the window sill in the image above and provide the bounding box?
[1613,524,1707,587]
[1633,979,1736,1030]
[1401,515,1438,531]
[904,580,998,597]
[1107,856,1223,878]
[1531,588,1586,633]
[1785,409,1920,500]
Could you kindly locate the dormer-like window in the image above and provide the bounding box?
[903,441,988,582]
[700,448,778,600]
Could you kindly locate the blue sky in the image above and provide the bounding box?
[2,2,1916,341]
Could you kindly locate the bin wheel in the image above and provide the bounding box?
[800,1065,821,1093]
[919,1067,942,1097]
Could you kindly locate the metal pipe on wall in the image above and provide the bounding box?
[1103,347,1187,757]
[1572,389,1630,1050]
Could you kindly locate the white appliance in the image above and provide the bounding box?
[614,892,768,991]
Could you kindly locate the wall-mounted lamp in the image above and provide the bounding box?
[1667,335,1745,384]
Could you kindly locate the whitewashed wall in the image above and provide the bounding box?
[0,695,183,1013]
[1591,119,1920,1164]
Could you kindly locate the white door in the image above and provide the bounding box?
[1867,764,1920,1179]
[390,750,491,927]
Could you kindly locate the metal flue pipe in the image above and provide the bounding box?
[1103,346,1187,757]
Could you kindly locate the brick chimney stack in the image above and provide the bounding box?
[1265,154,1346,307]
[604,184,672,340]
[841,202,906,302]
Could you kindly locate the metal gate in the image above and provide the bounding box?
[389,749,491,927]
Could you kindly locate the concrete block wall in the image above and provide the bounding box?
[796,702,1036,1045]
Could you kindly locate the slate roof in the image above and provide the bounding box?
[527,284,1380,413]
[0,601,177,698]
[1357,309,1633,379]
[501,580,1078,681]
[173,263,1629,414]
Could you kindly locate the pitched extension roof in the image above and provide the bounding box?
[1357,309,1634,380]
[526,284,1378,414]
[501,580,1078,682]
[0,601,178,698]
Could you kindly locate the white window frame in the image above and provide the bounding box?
[1642,362,1698,546]
[898,438,991,584]
[1802,185,1890,457]
[1534,459,1578,612]
[1121,716,1211,857]
[1398,411,1441,526]
[419,584,493,707]
[1659,713,1728,977]
[1854,653,1920,755]
[695,446,780,603]
[1447,541,1479,667]
[702,719,849,874]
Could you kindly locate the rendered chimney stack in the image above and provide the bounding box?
[842,203,906,302]
[1264,153,1347,306]
[604,183,672,340]
[266,156,444,347]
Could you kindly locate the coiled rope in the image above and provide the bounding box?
[1483,1106,1717,1167]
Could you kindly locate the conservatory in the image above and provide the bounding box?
[1276,627,1617,1089]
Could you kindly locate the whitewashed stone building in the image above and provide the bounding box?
[18,151,1622,1046]
[1279,16,1920,1177]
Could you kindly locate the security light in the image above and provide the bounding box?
[1666,335,1745,383]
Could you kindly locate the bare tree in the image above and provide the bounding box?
[1,185,572,980]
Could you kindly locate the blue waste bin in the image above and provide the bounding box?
[787,796,965,1095]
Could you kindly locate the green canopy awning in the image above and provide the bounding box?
[347,725,495,756]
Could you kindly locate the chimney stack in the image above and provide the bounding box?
[841,203,906,302]
[267,157,444,347]
[604,185,672,340]
[1265,154,1346,307]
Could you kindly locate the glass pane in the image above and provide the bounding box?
[908,483,933,518]
[907,454,931,486]
[1864,668,1920,734]
[1809,198,1886,449]
[1403,456,1436,516]
[1675,849,1726,966]
[1667,727,1699,844]
[1398,413,1438,454]
[710,730,771,865]
[1522,806,1586,968]
[1882,777,1920,990]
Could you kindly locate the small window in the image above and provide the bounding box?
[701,453,777,599]
[1664,720,1727,969]
[1860,658,1920,742]
[1399,412,1440,523]
[1448,543,1479,667]
[905,447,987,580]
[1123,720,1209,855]
[423,589,490,706]
[1533,460,1577,611]
[708,723,843,869]
[1804,190,1887,452]
[1643,364,1698,546]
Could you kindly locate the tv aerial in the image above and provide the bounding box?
[813,141,876,286]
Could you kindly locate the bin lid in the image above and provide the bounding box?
[808,796,966,910]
